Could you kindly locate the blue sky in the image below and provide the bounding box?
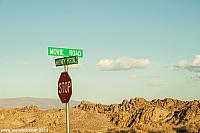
[0,0,200,104]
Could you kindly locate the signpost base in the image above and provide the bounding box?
[66,102,70,133]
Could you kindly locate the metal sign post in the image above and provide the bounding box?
[64,65,70,133]
[66,102,70,133]
[48,46,83,133]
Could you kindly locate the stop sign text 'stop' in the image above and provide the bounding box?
[58,72,72,103]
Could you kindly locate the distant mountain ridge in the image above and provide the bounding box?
[0,97,79,109]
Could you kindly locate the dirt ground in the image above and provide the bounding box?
[0,106,117,133]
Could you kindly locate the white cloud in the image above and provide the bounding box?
[96,57,151,71]
[192,55,200,66]
[168,54,200,79]
[167,60,189,70]
[96,59,114,71]
[196,72,200,78]
[177,60,189,67]
[16,61,31,65]
[167,65,180,71]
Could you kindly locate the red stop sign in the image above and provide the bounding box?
[58,72,72,103]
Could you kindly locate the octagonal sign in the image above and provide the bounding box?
[58,72,72,103]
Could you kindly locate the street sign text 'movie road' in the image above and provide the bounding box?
[48,47,83,57]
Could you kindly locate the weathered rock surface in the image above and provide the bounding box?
[77,98,200,132]
[0,98,200,133]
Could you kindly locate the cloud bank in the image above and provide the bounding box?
[96,57,151,71]
[167,55,200,78]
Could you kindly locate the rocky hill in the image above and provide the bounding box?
[76,98,200,132]
[0,98,199,133]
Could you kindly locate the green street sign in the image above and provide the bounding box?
[55,56,78,66]
[48,47,83,58]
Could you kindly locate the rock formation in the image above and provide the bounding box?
[0,98,199,132]
[76,98,200,132]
